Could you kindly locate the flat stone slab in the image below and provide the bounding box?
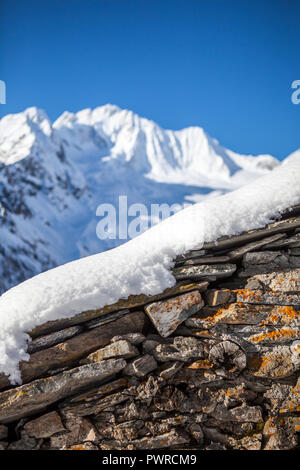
[29,281,208,337]
[246,269,300,293]
[60,379,129,419]
[81,340,139,364]
[0,310,145,391]
[186,303,300,328]
[0,359,126,423]
[28,325,83,354]
[203,217,300,252]
[236,289,300,307]
[248,342,300,379]
[145,290,204,337]
[227,233,286,260]
[173,264,236,281]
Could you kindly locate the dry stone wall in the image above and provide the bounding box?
[0,206,300,450]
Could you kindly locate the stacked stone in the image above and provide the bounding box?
[0,207,299,450]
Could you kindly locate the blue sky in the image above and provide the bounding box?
[1,0,299,160]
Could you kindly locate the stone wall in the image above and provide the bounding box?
[0,206,299,450]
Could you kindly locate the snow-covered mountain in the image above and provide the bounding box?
[0,104,282,293]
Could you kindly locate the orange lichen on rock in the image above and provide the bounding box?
[187,359,214,370]
[250,328,300,343]
[235,289,262,303]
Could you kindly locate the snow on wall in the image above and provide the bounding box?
[0,156,299,384]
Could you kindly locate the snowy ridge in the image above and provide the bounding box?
[0,155,300,383]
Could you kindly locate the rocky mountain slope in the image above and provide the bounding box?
[0,105,281,293]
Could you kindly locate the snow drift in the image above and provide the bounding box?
[0,155,299,384]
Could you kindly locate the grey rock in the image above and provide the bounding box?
[145,290,204,337]
[159,361,183,380]
[28,325,83,354]
[132,355,158,377]
[211,404,263,423]
[227,233,286,260]
[111,332,145,345]
[132,428,190,449]
[154,336,204,362]
[8,431,42,450]
[24,411,65,438]
[263,232,300,250]
[50,417,97,449]
[173,264,236,281]
[0,359,126,423]
[81,340,139,364]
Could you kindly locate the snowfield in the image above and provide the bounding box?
[0,155,300,384]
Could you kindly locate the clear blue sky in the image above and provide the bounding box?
[1,0,300,160]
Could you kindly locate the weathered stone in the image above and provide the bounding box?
[227,233,286,260]
[111,332,145,345]
[8,431,42,450]
[204,289,232,306]
[132,429,190,449]
[210,404,263,423]
[228,434,262,450]
[81,340,139,364]
[28,325,83,354]
[101,419,145,441]
[84,309,130,329]
[236,288,300,307]
[154,336,204,362]
[0,442,8,450]
[175,249,207,263]
[239,253,300,278]
[159,361,183,380]
[242,251,281,265]
[50,417,97,450]
[263,232,300,249]
[180,255,230,265]
[248,342,300,378]
[173,264,236,281]
[131,355,158,377]
[145,290,204,337]
[0,359,126,423]
[0,310,145,390]
[246,269,300,293]
[143,339,161,354]
[187,303,300,329]
[209,340,246,374]
[30,281,208,337]
[263,416,298,450]
[263,380,300,415]
[24,411,65,438]
[135,375,163,401]
[60,385,129,419]
[247,326,300,345]
[203,216,300,252]
[0,424,7,440]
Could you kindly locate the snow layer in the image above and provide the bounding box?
[0,156,299,384]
